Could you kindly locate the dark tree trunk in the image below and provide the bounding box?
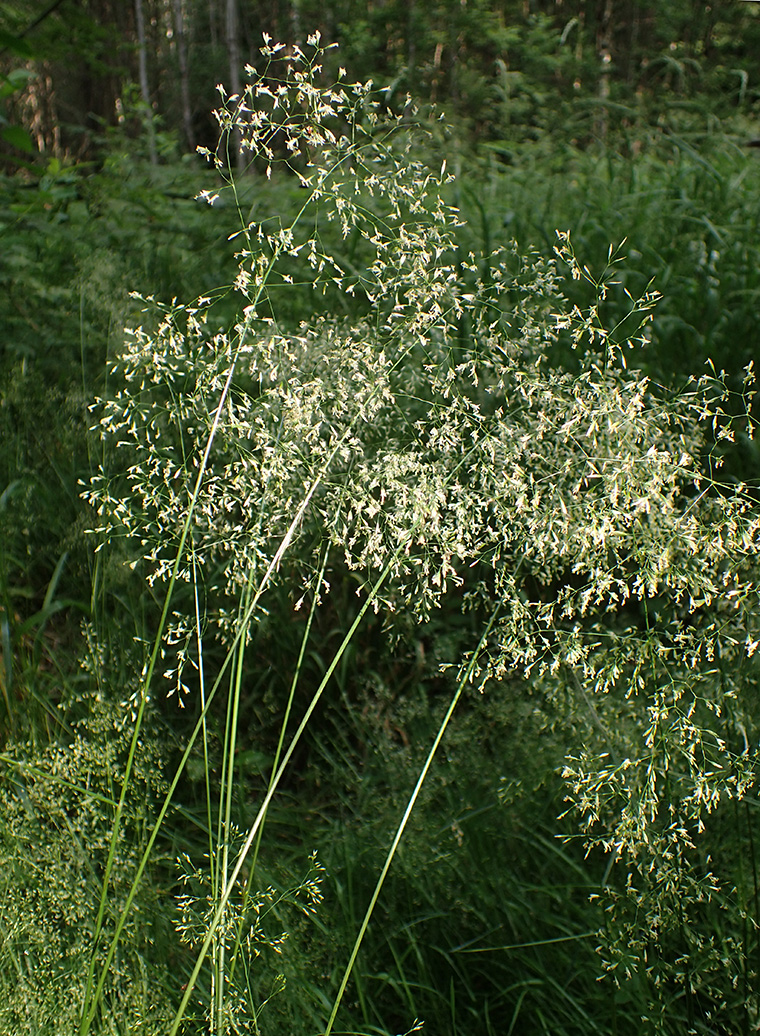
[226,0,243,170]
[172,0,195,151]
[135,0,158,164]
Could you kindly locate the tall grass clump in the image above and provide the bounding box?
[41,32,760,1035]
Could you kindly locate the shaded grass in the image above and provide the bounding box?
[458,125,760,385]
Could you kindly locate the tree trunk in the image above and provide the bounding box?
[135,0,158,164]
[595,0,614,146]
[172,0,195,151]
[226,0,244,170]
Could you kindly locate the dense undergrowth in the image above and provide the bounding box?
[2,34,760,1036]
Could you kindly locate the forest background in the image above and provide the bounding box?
[2,1,760,1034]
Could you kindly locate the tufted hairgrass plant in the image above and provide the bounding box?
[72,31,760,1036]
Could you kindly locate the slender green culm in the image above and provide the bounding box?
[324,605,501,1036]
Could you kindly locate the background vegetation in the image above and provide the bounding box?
[2,3,760,1034]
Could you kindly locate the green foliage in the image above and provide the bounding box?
[0,153,233,373]
[8,0,760,164]
[0,28,35,159]
[0,695,176,1035]
[0,144,241,745]
[314,683,626,1035]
